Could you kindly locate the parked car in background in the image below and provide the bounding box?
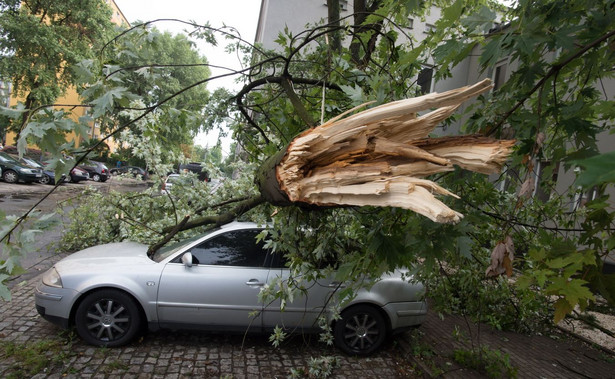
[68,167,89,183]
[0,152,43,183]
[160,173,195,194]
[110,166,149,180]
[34,222,427,355]
[179,162,208,181]
[16,156,65,185]
[78,161,109,182]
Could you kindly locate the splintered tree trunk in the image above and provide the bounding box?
[257,79,515,224]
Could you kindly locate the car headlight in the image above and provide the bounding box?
[42,267,63,288]
[19,168,35,174]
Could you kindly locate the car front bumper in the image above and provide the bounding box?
[70,174,89,182]
[34,281,79,329]
[19,172,43,183]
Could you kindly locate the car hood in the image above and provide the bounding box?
[55,241,154,272]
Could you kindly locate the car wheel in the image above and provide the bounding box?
[75,289,142,347]
[334,305,387,356]
[92,173,101,182]
[2,170,18,183]
[40,174,51,185]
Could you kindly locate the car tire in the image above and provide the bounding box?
[333,304,388,356]
[2,169,18,183]
[75,289,142,347]
[92,173,101,182]
[40,174,51,185]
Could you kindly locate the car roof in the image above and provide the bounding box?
[219,221,267,231]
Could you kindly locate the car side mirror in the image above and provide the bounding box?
[181,252,193,267]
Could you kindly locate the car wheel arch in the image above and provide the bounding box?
[69,286,149,329]
[332,302,392,332]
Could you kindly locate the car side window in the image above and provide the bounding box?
[187,229,269,267]
[265,250,289,269]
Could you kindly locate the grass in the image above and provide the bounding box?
[0,339,75,378]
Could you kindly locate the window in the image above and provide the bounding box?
[424,23,436,34]
[573,185,601,210]
[493,63,507,92]
[533,160,559,202]
[417,67,433,95]
[408,18,414,29]
[186,230,269,267]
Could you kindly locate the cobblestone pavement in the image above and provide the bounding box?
[411,307,615,378]
[0,272,421,378]
[3,270,615,378]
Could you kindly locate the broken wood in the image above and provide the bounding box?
[257,79,515,223]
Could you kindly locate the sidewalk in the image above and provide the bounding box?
[403,309,615,378]
[1,268,614,377]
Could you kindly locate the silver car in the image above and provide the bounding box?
[35,222,427,355]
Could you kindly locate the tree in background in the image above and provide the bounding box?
[108,27,211,146]
[0,0,116,141]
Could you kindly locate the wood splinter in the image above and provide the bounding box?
[257,79,515,224]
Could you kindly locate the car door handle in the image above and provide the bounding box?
[327,282,346,288]
[245,279,265,287]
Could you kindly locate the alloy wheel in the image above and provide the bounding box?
[334,305,387,355]
[3,170,18,183]
[75,290,141,347]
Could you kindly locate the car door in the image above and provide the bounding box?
[156,229,269,331]
[261,253,338,332]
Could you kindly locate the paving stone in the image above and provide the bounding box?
[2,266,614,378]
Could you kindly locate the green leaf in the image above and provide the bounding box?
[0,275,11,301]
[516,274,533,290]
[90,87,131,118]
[553,298,573,324]
[0,104,27,119]
[573,151,615,187]
[479,36,504,68]
[461,6,496,34]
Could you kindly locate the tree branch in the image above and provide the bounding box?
[161,195,265,234]
[488,29,615,136]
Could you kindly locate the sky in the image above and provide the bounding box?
[113,0,263,152]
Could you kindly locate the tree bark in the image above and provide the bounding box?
[327,0,342,52]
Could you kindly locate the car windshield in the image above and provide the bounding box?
[0,152,18,163]
[167,175,193,185]
[22,158,42,168]
[151,228,220,262]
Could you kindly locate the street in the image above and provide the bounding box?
[0,179,150,285]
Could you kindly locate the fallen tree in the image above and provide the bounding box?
[258,78,514,223]
[149,79,515,255]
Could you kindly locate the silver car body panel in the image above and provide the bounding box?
[35,222,427,335]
